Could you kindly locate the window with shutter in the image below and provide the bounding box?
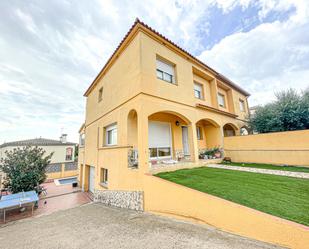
[156,58,175,84]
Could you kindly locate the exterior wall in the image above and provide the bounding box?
[217,86,230,112]
[85,32,142,125]
[79,28,249,193]
[0,145,75,164]
[80,93,244,193]
[193,74,212,106]
[224,130,309,166]
[139,32,249,114]
[78,147,84,185]
[144,174,309,249]
[232,89,249,120]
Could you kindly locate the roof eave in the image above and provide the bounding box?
[83,18,250,97]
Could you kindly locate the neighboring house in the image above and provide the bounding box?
[78,19,250,193]
[0,134,77,186]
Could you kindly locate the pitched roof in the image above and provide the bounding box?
[0,138,76,148]
[84,18,250,97]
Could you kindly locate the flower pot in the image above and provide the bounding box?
[214,152,221,158]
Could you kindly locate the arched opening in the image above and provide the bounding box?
[127,110,138,168]
[148,111,191,163]
[223,123,237,137]
[240,125,250,136]
[196,119,222,159]
[127,110,138,146]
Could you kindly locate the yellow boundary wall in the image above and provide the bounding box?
[143,174,309,249]
[224,130,309,166]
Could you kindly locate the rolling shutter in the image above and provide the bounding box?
[148,121,171,148]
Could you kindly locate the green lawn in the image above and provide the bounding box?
[156,167,309,226]
[222,162,309,173]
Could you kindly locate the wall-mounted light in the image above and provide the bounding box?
[175,121,180,126]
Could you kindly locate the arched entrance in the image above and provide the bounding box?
[196,118,221,150]
[223,123,237,137]
[240,125,250,135]
[148,111,192,162]
[127,109,138,146]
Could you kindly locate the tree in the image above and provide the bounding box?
[0,146,53,193]
[249,88,309,133]
[74,144,79,162]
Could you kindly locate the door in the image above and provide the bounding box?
[182,126,190,156]
[88,166,95,193]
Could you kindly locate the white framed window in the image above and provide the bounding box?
[156,58,175,84]
[100,168,108,185]
[148,121,172,159]
[218,93,226,107]
[194,82,203,99]
[65,147,73,161]
[105,124,117,146]
[98,87,103,102]
[196,126,203,140]
[79,133,85,147]
[239,99,245,112]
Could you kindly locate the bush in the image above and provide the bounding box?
[250,88,309,133]
[199,147,223,159]
[0,146,53,193]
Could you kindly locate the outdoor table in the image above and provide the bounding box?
[0,190,39,223]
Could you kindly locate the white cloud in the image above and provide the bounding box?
[0,0,308,143]
[199,0,309,106]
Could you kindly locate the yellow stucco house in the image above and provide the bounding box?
[78,19,250,195]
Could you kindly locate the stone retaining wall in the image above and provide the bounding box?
[94,190,143,211]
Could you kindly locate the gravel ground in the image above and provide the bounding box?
[208,164,309,179]
[0,203,284,249]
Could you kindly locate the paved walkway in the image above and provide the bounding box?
[0,203,284,249]
[0,182,91,224]
[41,180,81,199]
[208,164,309,179]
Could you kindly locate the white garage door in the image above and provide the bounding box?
[148,121,172,159]
[88,166,95,193]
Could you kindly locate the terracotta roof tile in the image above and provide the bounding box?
[0,138,76,148]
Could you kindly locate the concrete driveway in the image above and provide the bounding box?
[0,203,284,249]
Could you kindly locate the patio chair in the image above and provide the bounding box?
[41,186,47,196]
[34,185,47,196]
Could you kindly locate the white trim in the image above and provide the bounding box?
[218,93,226,107]
[156,58,175,84]
[105,123,117,146]
[181,126,190,156]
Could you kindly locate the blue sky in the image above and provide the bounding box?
[0,0,308,143]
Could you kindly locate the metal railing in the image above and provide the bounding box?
[128,148,138,168]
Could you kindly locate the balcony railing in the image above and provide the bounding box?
[128,148,138,168]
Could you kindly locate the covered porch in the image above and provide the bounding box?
[125,107,228,174]
[196,118,223,160]
[148,111,195,165]
[146,112,224,172]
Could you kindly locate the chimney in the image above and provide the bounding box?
[60,134,67,143]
